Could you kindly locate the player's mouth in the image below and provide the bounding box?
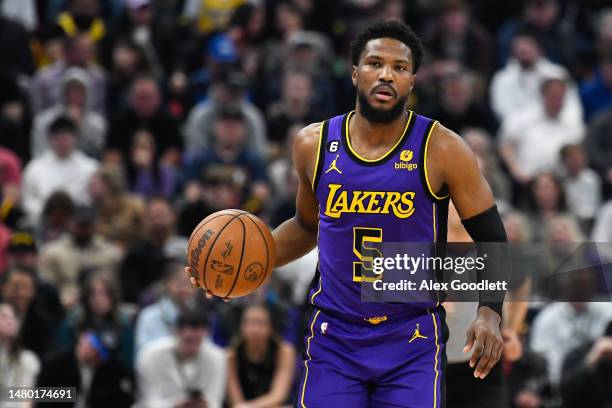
[372,85,396,102]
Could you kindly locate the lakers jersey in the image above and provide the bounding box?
[310,111,450,321]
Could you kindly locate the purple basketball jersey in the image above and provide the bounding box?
[310,111,450,322]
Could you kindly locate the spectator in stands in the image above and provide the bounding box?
[88,166,146,249]
[38,205,121,308]
[262,2,333,106]
[125,129,176,199]
[0,16,33,77]
[134,262,199,352]
[38,191,74,243]
[579,53,612,120]
[542,215,587,282]
[427,69,498,135]
[182,0,244,35]
[275,32,335,116]
[106,75,183,166]
[226,2,267,80]
[585,107,612,198]
[31,67,107,159]
[56,0,107,43]
[37,330,134,408]
[22,116,99,224]
[5,230,39,271]
[189,32,241,103]
[101,0,178,78]
[0,77,30,165]
[184,70,268,158]
[30,24,66,69]
[463,128,511,205]
[183,105,269,214]
[0,303,40,393]
[104,40,151,117]
[227,303,296,407]
[137,309,225,408]
[176,167,241,237]
[491,31,583,123]
[55,271,134,369]
[559,143,601,231]
[530,269,612,389]
[525,172,572,240]
[561,320,612,408]
[594,9,612,64]
[120,197,187,303]
[495,0,567,66]
[0,267,56,358]
[499,78,584,186]
[29,34,107,115]
[0,76,30,164]
[4,230,65,324]
[423,0,493,74]
[267,70,318,149]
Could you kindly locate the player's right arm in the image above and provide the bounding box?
[272,122,322,268]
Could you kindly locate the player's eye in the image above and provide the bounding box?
[369,61,382,68]
[396,65,408,71]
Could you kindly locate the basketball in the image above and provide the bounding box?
[187,209,276,298]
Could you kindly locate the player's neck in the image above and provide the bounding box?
[351,110,407,148]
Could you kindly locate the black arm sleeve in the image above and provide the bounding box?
[461,205,508,317]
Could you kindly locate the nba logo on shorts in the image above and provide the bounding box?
[320,322,328,334]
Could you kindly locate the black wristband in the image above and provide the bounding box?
[462,205,508,318]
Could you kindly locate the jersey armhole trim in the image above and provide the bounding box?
[311,121,328,192]
[420,120,451,202]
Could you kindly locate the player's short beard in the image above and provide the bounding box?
[357,91,408,124]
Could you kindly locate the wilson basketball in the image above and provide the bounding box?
[187,209,276,298]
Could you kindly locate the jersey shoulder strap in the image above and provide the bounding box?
[311,113,347,191]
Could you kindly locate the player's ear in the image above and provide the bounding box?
[351,66,357,87]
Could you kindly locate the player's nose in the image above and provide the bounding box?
[378,64,393,82]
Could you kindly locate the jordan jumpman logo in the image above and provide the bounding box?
[409,323,428,343]
[325,155,342,174]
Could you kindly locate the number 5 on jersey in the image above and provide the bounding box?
[353,227,383,282]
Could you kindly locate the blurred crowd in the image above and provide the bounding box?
[0,0,612,407]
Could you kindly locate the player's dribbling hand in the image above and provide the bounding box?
[463,306,504,379]
[183,267,231,302]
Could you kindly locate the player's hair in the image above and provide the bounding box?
[350,20,424,73]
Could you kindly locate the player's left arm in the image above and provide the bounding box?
[427,123,506,379]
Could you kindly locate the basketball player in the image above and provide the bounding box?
[187,20,507,407]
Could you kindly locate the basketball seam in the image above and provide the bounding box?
[201,213,243,293]
[224,216,247,298]
[188,212,239,291]
[241,214,271,292]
